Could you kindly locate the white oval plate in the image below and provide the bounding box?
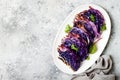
[52,4,111,74]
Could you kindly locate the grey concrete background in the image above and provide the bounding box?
[0,0,119,80]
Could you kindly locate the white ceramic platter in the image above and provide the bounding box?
[52,4,111,74]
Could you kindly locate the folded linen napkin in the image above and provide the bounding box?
[71,55,115,80]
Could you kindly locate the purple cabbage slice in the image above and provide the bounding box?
[82,7,105,33]
[74,7,105,33]
[70,27,90,44]
[62,36,88,57]
[58,36,89,71]
[58,45,81,71]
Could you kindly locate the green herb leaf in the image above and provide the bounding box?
[71,44,78,51]
[90,14,95,22]
[65,24,72,33]
[101,23,106,31]
[86,56,90,60]
[89,44,97,54]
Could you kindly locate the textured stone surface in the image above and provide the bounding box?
[0,0,119,80]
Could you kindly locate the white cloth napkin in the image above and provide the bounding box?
[71,55,115,80]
